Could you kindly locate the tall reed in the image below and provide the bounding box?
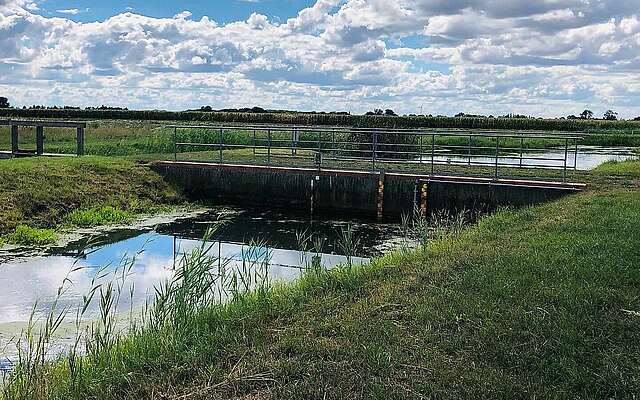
[1,224,273,399]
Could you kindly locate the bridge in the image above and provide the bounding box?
[152,124,587,219]
[0,119,86,157]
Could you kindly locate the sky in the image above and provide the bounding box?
[1,0,639,117]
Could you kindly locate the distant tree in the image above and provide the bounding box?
[580,109,594,120]
[603,110,618,121]
[455,112,466,118]
[365,109,384,116]
[200,105,213,112]
[633,116,640,121]
[567,114,579,120]
[384,109,397,116]
[0,97,10,108]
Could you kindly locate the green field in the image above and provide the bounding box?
[2,160,639,399]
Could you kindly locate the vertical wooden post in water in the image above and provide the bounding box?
[420,182,429,218]
[76,126,85,156]
[36,126,44,155]
[310,178,315,219]
[376,172,385,220]
[11,124,19,155]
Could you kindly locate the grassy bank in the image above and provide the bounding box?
[0,156,182,244]
[4,162,639,399]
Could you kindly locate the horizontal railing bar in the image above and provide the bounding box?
[0,120,87,128]
[178,141,575,155]
[167,122,587,135]
[168,124,586,140]
[176,143,571,162]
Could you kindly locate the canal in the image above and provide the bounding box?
[0,207,405,372]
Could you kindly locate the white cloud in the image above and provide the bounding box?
[56,8,80,15]
[0,1,639,117]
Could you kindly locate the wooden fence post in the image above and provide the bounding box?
[36,126,44,155]
[11,124,18,154]
[76,126,85,156]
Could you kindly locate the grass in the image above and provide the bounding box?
[0,156,182,241]
[595,159,640,176]
[66,206,135,228]
[4,225,58,246]
[2,161,639,399]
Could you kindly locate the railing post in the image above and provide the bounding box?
[267,129,272,166]
[76,126,85,156]
[563,138,569,183]
[494,136,500,179]
[519,137,524,168]
[173,127,177,161]
[292,128,298,157]
[253,129,257,156]
[11,124,18,154]
[317,130,322,168]
[430,133,435,176]
[419,134,423,165]
[372,133,378,171]
[219,128,224,163]
[331,131,336,159]
[468,134,472,166]
[574,138,578,170]
[36,126,44,155]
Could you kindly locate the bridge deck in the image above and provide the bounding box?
[152,161,586,191]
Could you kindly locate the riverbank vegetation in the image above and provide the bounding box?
[0,157,182,245]
[2,161,639,399]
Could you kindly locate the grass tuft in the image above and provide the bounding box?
[66,206,135,228]
[6,225,58,246]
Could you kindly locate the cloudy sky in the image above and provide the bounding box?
[1,0,639,117]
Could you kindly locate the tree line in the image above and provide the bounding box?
[1,96,639,122]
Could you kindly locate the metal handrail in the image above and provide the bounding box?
[168,124,584,183]
[166,124,586,140]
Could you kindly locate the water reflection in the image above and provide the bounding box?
[424,146,637,171]
[0,208,392,326]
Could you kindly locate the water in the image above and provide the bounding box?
[0,208,402,371]
[427,146,637,170]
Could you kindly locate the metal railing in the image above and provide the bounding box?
[167,124,585,183]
